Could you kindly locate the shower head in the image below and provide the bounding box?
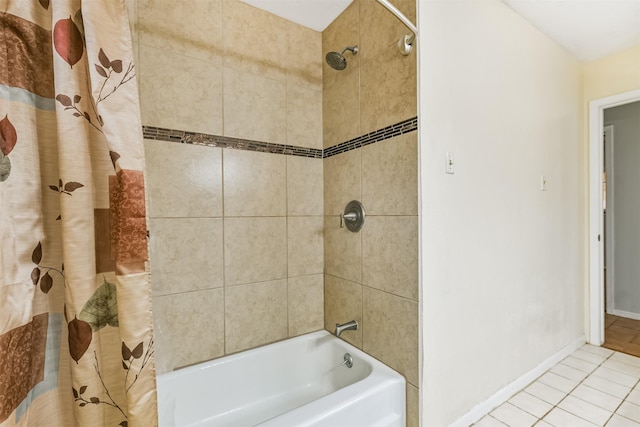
[326,46,358,70]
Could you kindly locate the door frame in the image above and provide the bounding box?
[604,125,614,314]
[589,89,640,345]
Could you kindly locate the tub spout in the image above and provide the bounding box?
[335,320,358,337]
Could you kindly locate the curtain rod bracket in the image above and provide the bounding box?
[376,0,418,55]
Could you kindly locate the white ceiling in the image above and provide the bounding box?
[240,0,352,32]
[502,0,640,62]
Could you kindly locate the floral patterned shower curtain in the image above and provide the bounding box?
[0,1,157,426]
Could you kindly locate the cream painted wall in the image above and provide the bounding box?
[418,1,584,425]
[580,45,640,340]
[583,45,640,102]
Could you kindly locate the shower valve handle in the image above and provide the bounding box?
[340,212,358,228]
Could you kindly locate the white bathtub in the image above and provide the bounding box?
[157,330,406,427]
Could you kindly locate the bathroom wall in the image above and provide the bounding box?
[321,1,419,426]
[134,0,324,374]
[419,1,583,425]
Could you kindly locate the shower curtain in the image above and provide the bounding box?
[0,1,157,426]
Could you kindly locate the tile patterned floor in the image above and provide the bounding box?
[475,344,640,426]
[603,314,640,358]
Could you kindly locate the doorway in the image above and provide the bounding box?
[601,102,640,357]
[589,89,640,350]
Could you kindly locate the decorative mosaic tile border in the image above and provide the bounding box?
[142,116,418,159]
[142,127,323,158]
[323,116,418,158]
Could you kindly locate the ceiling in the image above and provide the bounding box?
[241,0,640,62]
[240,0,352,32]
[502,0,640,62]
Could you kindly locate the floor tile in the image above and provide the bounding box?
[508,391,553,418]
[617,402,640,424]
[607,325,638,342]
[491,402,538,427]
[603,359,640,378]
[583,344,616,358]
[612,318,640,332]
[607,414,640,427]
[526,381,568,405]
[538,372,581,393]
[611,352,640,369]
[606,315,619,328]
[575,349,610,365]
[605,339,629,352]
[622,343,640,359]
[583,375,632,399]
[571,384,624,412]
[604,315,640,358]
[593,366,638,388]
[473,340,640,427]
[558,395,613,426]
[543,407,599,427]
[552,363,591,381]
[474,415,508,426]
[563,355,600,373]
[628,389,640,406]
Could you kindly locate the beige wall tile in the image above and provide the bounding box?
[287,84,323,149]
[144,140,222,218]
[324,216,362,283]
[287,156,323,216]
[149,218,223,296]
[363,287,419,386]
[153,288,224,373]
[362,132,417,215]
[224,217,287,286]
[222,0,287,82]
[324,275,363,348]
[139,46,223,135]
[225,280,288,353]
[360,0,416,63]
[323,68,361,148]
[360,42,417,134]
[407,384,419,427]
[323,149,361,216]
[286,22,322,90]
[223,68,287,144]
[223,150,286,216]
[288,274,324,336]
[288,216,324,277]
[363,216,418,301]
[138,0,223,64]
[322,0,360,83]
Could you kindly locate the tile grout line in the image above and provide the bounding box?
[607,374,640,425]
[534,349,640,426]
[545,350,615,426]
[509,349,609,426]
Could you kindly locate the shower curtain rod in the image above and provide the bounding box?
[375,0,418,55]
[376,0,418,35]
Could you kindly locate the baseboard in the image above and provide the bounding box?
[450,335,586,427]
[611,309,640,321]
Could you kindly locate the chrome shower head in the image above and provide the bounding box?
[326,46,358,70]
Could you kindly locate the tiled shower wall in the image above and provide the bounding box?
[321,1,419,426]
[134,3,420,425]
[134,0,324,373]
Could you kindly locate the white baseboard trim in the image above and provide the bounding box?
[450,335,586,427]
[611,309,640,321]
